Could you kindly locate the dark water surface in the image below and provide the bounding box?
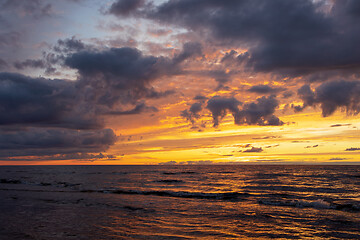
[0,165,359,239]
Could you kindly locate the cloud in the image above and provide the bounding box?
[243,147,263,153]
[282,91,294,98]
[65,47,160,84]
[118,0,360,77]
[206,96,241,127]
[192,95,283,127]
[305,145,319,148]
[107,103,158,115]
[345,147,360,151]
[11,36,88,75]
[184,160,213,165]
[42,152,116,161]
[0,128,116,159]
[265,144,279,148]
[0,72,118,159]
[54,36,87,53]
[238,144,252,148]
[294,80,360,116]
[0,72,101,129]
[181,102,203,124]
[329,157,349,161]
[330,123,351,127]
[0,42,198,160]
[108,0,145,16]
[193,95,208,101]
[240,95,283,126]
[64,47,170,105]
[65,43,194,106]
[159,160,214,165]
[147,28,172,37]
[252,136,280,140]
[13,59,46,70]
[247,84,284,94]
[172,42,202,65]
[293,84,316,112]
[158,160,177,165]
[316,80,360,116]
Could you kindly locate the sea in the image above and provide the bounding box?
[0,165,359,239]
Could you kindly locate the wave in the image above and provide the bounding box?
[259,199,333,209]
[244,185,352,193]
[2,184,359,213]
[333,202,360,212]
[0,178,81,189]
[0,178,21,184]
[258,199,360,212]
[155,179,184,183]
[162,171,198,175]
[87,189,251,200]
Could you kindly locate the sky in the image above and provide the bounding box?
[0,0,359,165]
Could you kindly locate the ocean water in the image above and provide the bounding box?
[0,165,359,239]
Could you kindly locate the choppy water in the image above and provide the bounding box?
[0,165,359,239]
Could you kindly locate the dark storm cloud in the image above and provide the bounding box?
[1,41,202,159]
[144,88,175,99]
[193,95,208,101]
[206,96,241,127]
[240,96,283,126]
[13,56,59,75]
[221,50,250,67]
[0,128,116,158]
[64,47,172,84]
[181,102,203,124]
[6,45,181,121]
[107,103,158,115]
[293,85,316,112]
[189,102,202,115]
[65,47,170,106]
[0,72,120,158]
[295,80,360,117]
[13,37,89,75]
[0,72,102,129]
[316,80,360,116]
[192,95,283,127]
[117,0,360,77]
[172,42,202,65]
[282,91,294,99]
[54,36,87,53]
[247,85,284,94]
[65,43,197,106]
[221,50,238,64]
[108,0,145,16]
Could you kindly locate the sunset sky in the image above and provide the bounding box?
[0,0,359,165]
